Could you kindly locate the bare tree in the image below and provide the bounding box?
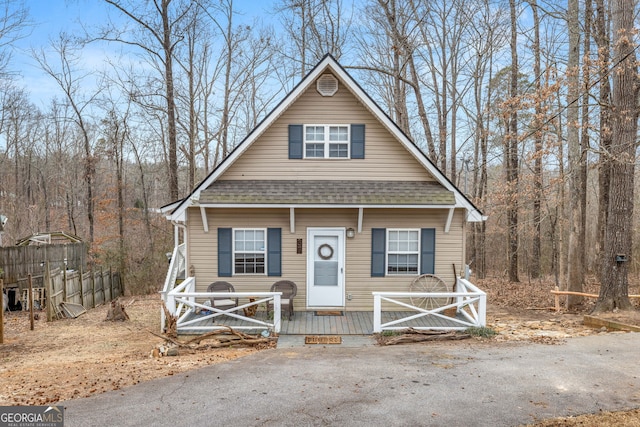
[593,0,612,280]
[101,0,194,201]
[594,0,637,312]
[0,0,29,78]
[467,0,508,279]
[274,0,351,81]
[528,0,543,280]
[506,0,519,283]
[33,34,101,244]
[375,0,412,134]
[566,0,584,307]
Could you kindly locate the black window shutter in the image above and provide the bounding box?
[420,228,436,275]
[218,228,233,277]
[267,228,282,276]
[289,124,303,159]
[371,228,386,277]
[351,124,365,159]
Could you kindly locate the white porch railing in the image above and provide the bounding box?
[162,277,283,333]
[162,243,186,294]
[372,278,486,333]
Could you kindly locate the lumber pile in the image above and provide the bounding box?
[149,325,277,357]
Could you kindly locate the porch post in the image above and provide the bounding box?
[478,292,487,327]
[373,292,382,333]
[273,293,282,333]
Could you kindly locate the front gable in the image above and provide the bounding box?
[221,74,433,182]
[165,54,484,223]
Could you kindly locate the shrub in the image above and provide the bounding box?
[466,326,497,338]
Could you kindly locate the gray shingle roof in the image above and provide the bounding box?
[198,180,455,205]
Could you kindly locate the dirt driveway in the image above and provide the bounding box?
[0,295,259,405]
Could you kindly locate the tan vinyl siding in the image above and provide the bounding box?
[187,206,466,311]
[221,77,433,182]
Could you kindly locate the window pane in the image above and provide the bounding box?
[329,126,348,141]
[329,143,348,158]
[306,143,324,157]
[306,126,324,141]
[235,253,265,274]
[387,254,418,274]
[234,230,244,250]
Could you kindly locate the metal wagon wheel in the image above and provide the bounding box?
[409,274,449,310]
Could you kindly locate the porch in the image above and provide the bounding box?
[174,309,469,335]
[162,276,486,336]
[161,244,486,336]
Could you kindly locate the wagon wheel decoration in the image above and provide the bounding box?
[409,274,449,311]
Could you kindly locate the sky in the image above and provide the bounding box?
[12,0,272,107]
[13,1,110,104]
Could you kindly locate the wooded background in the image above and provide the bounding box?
[0,0,637,307]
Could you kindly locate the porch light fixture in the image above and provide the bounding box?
[346,228,355,238]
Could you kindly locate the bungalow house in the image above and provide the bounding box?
[161,55,486,334]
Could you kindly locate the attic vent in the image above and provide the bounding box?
[317,74,338,96]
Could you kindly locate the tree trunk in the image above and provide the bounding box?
[507,0,519,283]
[594,0,612,283]
[566,0,584,307]
[579,0,592,276]
[529,0,542,280]
[162,0,179,201]
[594,0,637,312]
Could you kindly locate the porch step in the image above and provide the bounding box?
[276,335,375,349]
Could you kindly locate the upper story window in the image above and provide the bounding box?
[304,125,350,159]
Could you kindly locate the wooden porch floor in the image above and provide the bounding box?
[179,310,464,335]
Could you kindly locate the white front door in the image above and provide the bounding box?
[307,228,345,307]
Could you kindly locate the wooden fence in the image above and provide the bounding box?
[9,264,122,321]
[0,243,88,284]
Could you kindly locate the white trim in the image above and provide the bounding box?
[444,208,455,234]
[189,203,456,210]
[289,207,295,233]
[200,206,209,233]
[357,207,363,233]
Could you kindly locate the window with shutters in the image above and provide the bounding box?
[387,229,420,275]
[234,229,266,274]
[304,125,349,158]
